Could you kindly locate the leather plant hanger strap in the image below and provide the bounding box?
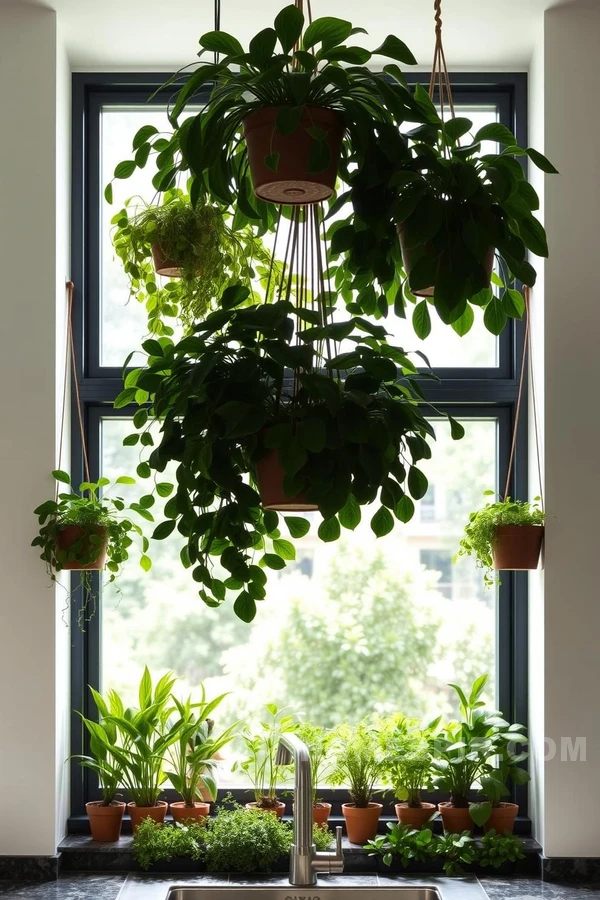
[428,0,456,124]
[56,281,91,500]
[502,286,544,510]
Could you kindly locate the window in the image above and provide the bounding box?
[70,73,529,822]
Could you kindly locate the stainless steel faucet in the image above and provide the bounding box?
[276,732,344,886]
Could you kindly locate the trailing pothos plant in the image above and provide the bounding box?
[328,97,557,337]
[116,284,465,622]
[111,188,271,334]
[104,6,423,225]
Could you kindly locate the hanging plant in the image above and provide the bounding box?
[111,188,271,333]
[327,0,557,337]
[104,5,425,215]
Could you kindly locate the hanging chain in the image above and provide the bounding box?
[502,287,544,510]
[56,282,91,500]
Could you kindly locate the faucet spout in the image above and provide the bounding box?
[277,733,344,887]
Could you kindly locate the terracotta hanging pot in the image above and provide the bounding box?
[396,222,495,299]
[56,525,108,571]
[438,802,473,834]
[86,800,126,842]
[395,802,437,830]
[484,802,519,834]
[127,800,168,833]
[342,802,382,844]
[255,446,318,512]
[492,525,544,571]
[243,105,345,205]
[170,801,211,824]
[151,244,187,278]
[245,800,286,818]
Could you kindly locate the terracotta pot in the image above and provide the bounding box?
[151,244,185,278]
[438,802,473,834]
[313,802,332,826]
[245,800,286,818]
[170,801,210,824]
[395,802,437,830]
[484,802,519,834]
[396,222,495,299]
[342,802,382,844]
[243,106,345,205]
[56,525,108,571]
[256,445,318,512]
[86,800,126,842]
[127,800,168,833]
[492,525,544,571]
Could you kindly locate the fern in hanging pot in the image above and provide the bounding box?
[457,492,545,588]
[105,5,422,214]
[111,188,270,333]
[32,471,155,623]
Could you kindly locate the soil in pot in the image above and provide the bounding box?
[395,802,437,830]
[396,223,495,299]
[86,800,126,842]
[493,525,544,571]
[127,800,168,833]
[170,801,211,824]
[255,445,318,511]
[243,106,345,205]
[245,800,286,818]
[438,802,473,834]
[342,802,383,844]
[484,802,519,834]
[56,525,108,571]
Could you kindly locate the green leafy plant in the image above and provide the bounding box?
[478,829,526,869]
[457,493,546,587]
[105,7,424,222]
[32,470,153,622]
[133,818,205,870]
[98,668,182,808]
[435,831,477,876]
[71,685,125,805]
[470,717,530,827]
[330,104,557,335]
[379,715,439,808]
[167,688,239,807]
[432,674,506,810]
[111,189,270,333]
[234,705,297,808]
[366,823,437,868]
[118,288,464,622]
[296,722,334,806]
[330,721,384,808]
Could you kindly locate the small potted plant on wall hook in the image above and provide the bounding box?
[32,470,154,623]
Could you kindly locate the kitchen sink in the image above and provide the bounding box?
[118,876,489,900]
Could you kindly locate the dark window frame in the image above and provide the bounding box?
[69,71,530,833]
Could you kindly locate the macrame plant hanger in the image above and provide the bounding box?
[503,287,544,510]
[57,281,91,500]
[428,0,456,126]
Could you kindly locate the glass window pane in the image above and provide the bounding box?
[100,416,497,752]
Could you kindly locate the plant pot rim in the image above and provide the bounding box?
[438,801,472,810]
[342,802,383,810]
[127,800,168,809]
[494,523,544,532]
[395,801,437,810]
[314,801,332,809]
[243,104,345,124]
[246,799,286,809]
[490,801,519,810]
[170,800,211,809]
[86,800,126,810]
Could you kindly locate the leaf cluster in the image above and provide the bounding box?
[233,704,297,805]
[296,722,335,805]
[329,721,385,807]
[457,493,546,587]
[379,715,439,807]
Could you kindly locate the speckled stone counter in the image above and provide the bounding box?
[1,873,600,900]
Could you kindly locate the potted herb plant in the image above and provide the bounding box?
[105,7,422,212]
[111,188,270,333]
[470,719,530,834]
[330,722,384,844]
[380,716,438,830]
[457,493,546,588]
[234,704,297,816]
[72,686,126,842]
[100,668,182,832]
[118,286,464,622]
[433,675,502,834]
[296,722,334,825]
[167,689,239,823]
[32,471,153,621]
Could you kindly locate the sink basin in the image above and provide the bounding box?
[118,876,489,900]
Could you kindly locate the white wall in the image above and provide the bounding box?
[0,5,70,856]
[528,0,600,858]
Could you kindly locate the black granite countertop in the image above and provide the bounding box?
[1,874,600,900]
